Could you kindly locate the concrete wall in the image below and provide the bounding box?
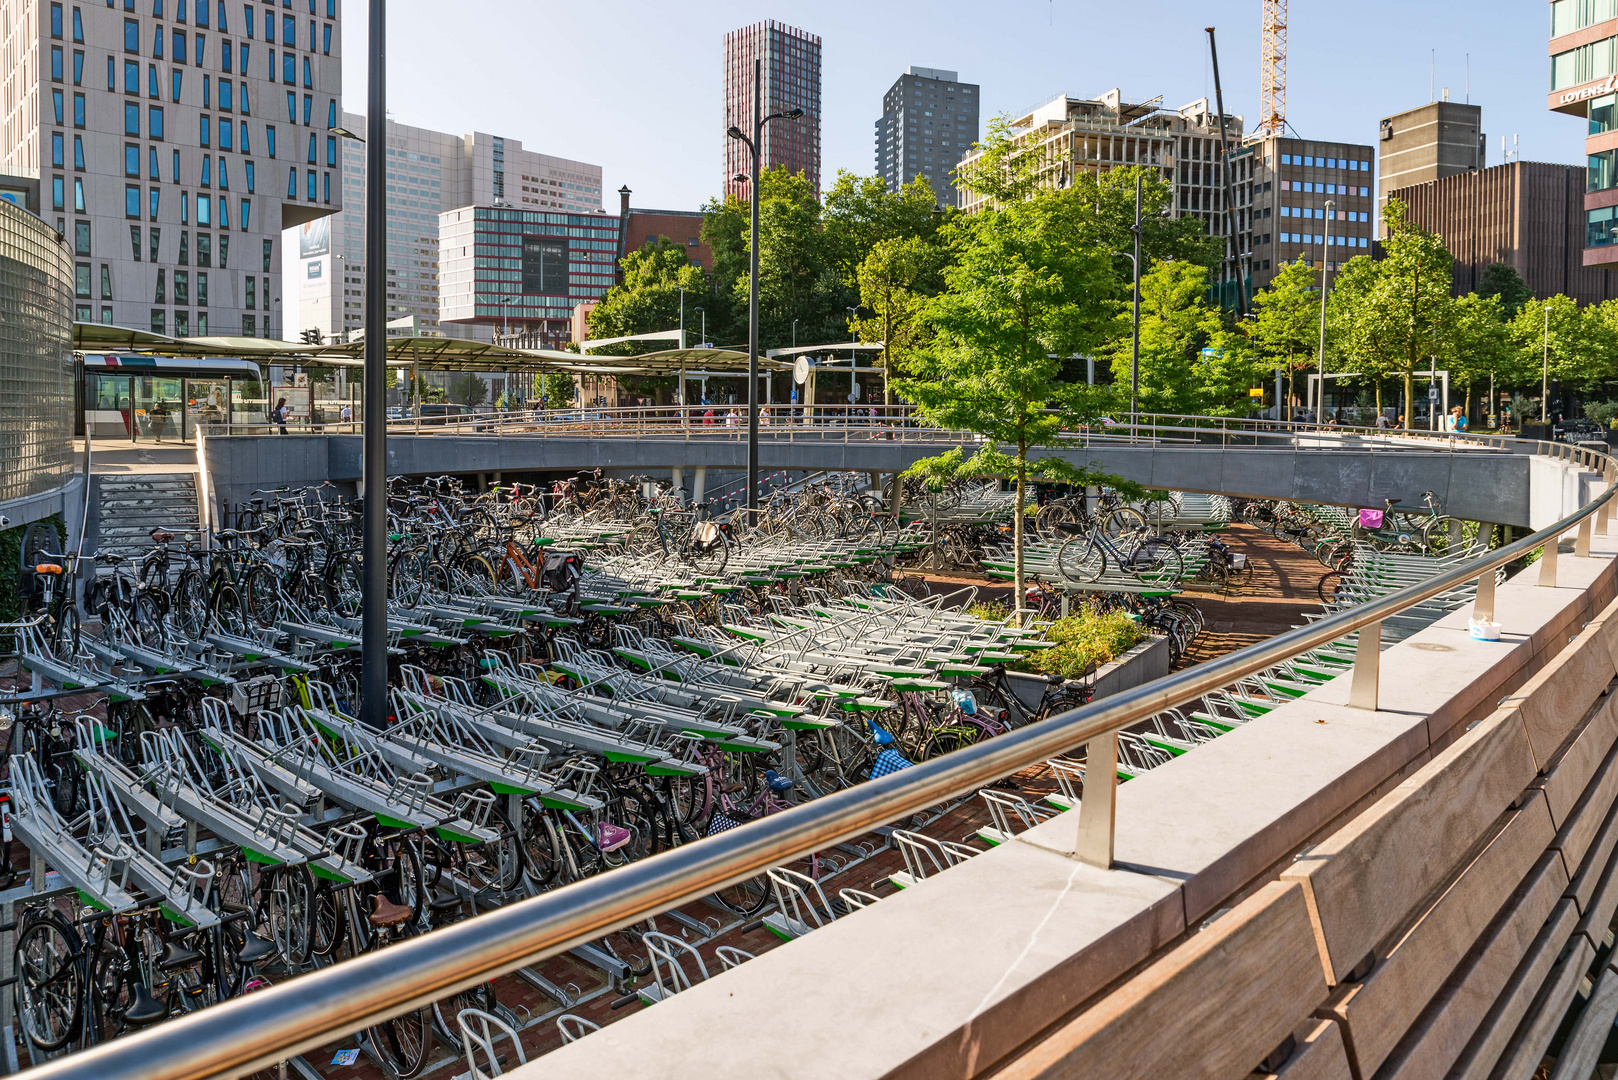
[203,433,1538,526]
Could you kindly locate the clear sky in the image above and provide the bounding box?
[336,0,1573,210]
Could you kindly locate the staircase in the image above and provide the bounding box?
[95,473,201,552]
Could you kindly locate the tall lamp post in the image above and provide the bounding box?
[727,59,803,512]
[1129,173,1142,435]
[358,0,387,728]
[1316,199,1335,425]
[1542,302,1551,424]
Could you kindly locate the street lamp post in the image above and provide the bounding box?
[678,286,686,350]
[695,307,706,347]
[1316,199,1335,426]
[1542,302,1551,424]
[359,0,387,728]
[1129,173,1142,434]
[792,319,798,347]
[727,59,803,512]
[499,296,514,346]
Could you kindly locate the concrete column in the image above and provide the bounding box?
[692,467,707,505]
[672,467,684,502]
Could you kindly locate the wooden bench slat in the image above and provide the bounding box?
[1324,792,1555,1077]
[1282,709,1538,983]
[1260,1019,1352,1080]
[993,882,1326,1080]
[1449,899,1579,1080]
[1376,850,1569,1080]
[1508,600,1618,767]
[1540,689,1618,827]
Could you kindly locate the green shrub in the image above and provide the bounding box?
[1026,609,1146,681]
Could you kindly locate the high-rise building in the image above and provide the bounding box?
[1393,161,1618,305]
[723,20,820,198]
[1376,101,1485,228]
[1550,6,1618,266]
[874,67,979,207]
[1242,136,1377,291]
[438,204,620,348]
[295,111,602,342]
[0,0,343,338]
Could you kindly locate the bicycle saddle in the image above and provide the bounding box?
[763,769,795,793]
[428,890,463,914]
[149,530,175,543]
[868,720,896,747]
[1384,498,1402,505]
[235,931,277,966]
[159,938,203,971]
[368,893,414,929]
[1042,672,1066,685]
[1055,521,1088,534]
[124,983,168,1025]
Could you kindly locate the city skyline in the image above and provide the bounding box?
[330,0,1572,214]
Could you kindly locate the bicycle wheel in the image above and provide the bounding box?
[457,553,498,589]
[131,592,167,648]
[14,911,85,1052]
[368,993,431,1078]
[1318,570,1346,605]
[324,554,363,618]
[1122,538,1183,584]
[49,604,80,663]
[1421,516,1477,556]
[209,582,246,635]
[519,804,564,888]
[389,547,431,607]
[1101,507,1147,538]
[1055,535,1106,584]
[244,566,281,628]
[309,883,347,961]
[711,870,772,917]
[174,568,209,640]
[686,525,729,575]
[266,865,314,968]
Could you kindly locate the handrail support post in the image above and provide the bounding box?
[1539,534,1560,587]
[1473,569,1496,624]
[1348,621,1381,710]
[1072,732,1117,869]
[1577,516,1593,557]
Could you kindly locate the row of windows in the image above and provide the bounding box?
[1276,232,1371,249]
[1279,206,1372,223]
[49,87,332,158]
[1278,153,1370,171]
[58,0,337,35]
[1552,0,1617,38]
[1552,37,1616,91]
[1279,180,1369,197]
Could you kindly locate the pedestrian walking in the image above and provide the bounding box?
[273,397,290,435]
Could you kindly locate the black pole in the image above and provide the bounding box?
[1130,173,1141,430]
[745,57,761,512]
[361,0,387,727]
[1206,26,1247,320]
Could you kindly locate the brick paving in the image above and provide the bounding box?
[0,523,1329,1078]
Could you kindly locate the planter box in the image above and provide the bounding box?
[1001,635,1172,714]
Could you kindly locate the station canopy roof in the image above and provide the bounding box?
[71,324,790,375]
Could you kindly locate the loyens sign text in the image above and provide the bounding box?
[1562,75,1617,105]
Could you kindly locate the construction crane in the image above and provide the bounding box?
[1259,0,1286,136]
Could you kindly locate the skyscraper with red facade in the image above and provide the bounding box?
[723,21,821,199]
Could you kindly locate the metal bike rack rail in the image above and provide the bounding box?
[17,434,1618,1080]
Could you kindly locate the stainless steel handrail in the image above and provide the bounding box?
[19,439,1617,1080]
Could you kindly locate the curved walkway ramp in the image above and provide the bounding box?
[198,413,1597,530]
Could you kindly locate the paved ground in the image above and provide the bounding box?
[1,523,1329,1079]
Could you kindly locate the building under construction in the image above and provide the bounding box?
[954,91,1255,299]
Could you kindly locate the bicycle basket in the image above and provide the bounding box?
[230,675,284,716]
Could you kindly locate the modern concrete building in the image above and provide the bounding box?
[1392,160,1618,305]
[437,204,620,348]
[955,93,1254,300]
[0,0,344,338]
[1376,101,1485,229]
[1242,136,1377,290]
[295,111,602,343]
[723,20,820,198]
[873,67,979,207]
[1549,3,1618,266]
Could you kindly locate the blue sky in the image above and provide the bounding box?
[339,0,1571,210]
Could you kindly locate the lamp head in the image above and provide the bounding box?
[784,108,805,120]
[726,126,744,140]
[731,173,749,185]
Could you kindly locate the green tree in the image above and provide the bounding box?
[1121,260,1224,415]
[1508,295,1610,418]
[450,373,487,408]
[851,236,948,404]
[821,171,945,286]
[1477,262,1534,320]
[896,182,1121,606]
[1448,293,1517,423]
[532,372,576,408]
[1328,200,1456,429]
[1252,257,1325,414]
[585,238,708,346]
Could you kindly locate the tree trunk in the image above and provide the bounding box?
[1375,381,1383,418]
[1402,370,1415,430]
[1013,444,1027,628]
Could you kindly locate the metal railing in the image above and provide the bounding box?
[195,407,1597,460]
[20,432,1618,1080]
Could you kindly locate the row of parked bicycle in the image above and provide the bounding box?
[0,472,1128,1076]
